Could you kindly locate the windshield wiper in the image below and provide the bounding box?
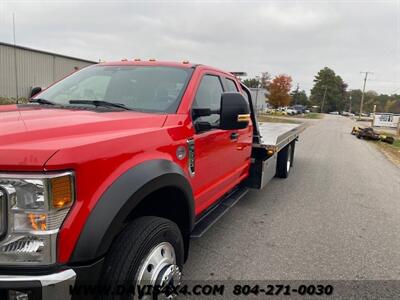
[30,98,55,105]
[69,100,132,110]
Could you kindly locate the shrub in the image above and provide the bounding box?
[0,97,28,105]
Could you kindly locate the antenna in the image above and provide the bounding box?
[13,13,19,100]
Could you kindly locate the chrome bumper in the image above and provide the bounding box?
[0,269,76,300]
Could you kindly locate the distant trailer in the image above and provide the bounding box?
[372,113,400,128]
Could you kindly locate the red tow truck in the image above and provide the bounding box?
[0,61,304,299]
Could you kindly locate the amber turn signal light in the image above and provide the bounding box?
[50,175,73,209]
[267,149,275,156]
[237,114,250,122]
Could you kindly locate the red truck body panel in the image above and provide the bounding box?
[0,61,253,263]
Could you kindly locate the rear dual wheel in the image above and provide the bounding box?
[276,142,295,178]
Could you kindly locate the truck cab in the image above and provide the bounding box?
[0,61,302,299]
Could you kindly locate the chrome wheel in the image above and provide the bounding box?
[135,242,181,299]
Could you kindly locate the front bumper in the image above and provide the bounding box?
[0,269,76,300]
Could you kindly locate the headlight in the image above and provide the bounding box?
[0,172,74,265]
[0,190,6,238]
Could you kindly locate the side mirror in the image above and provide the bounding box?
[192,108,212,119]
[220,93,250,130]
[195,121,212,132]
[30,87,42,98]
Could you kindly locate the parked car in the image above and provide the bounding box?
[266,107,276,114]
[329,111,339,115]
[342,112,355,117]
[275,107,289,115]
[286,108,297,115]
[292,105,307,114]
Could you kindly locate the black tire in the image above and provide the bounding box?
[290,141,295,167]
[99,217,184,299]
[276,143,294,178]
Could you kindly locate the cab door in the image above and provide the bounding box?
[222,76,253,180]
[190,72,251,215]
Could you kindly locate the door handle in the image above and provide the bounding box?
[230,132,239,141]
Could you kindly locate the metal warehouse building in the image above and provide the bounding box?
[0,42,96,99]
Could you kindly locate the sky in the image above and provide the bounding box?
[0,0,399,94]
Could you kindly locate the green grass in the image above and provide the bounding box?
[375,139,400,150]
[264,112,323,119]
[393,139,400,149]
[373,138,400,166]
[303,112,323,119]
[355,117,373,122]
[257,115,302,124]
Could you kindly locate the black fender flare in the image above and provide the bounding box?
[69,159,195,263]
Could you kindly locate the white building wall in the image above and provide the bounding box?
[249,88,268,111]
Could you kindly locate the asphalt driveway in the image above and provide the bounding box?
[185,114,400,282]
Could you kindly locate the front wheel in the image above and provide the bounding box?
[100,217,184,299]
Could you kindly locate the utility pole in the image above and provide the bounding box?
[359,71,372,119]
[320,86,327,113]
[13,13,19,100]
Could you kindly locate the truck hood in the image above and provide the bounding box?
[0,105,167,170]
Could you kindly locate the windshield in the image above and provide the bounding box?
[34,65,193,113]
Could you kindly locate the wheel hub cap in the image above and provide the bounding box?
[286,145,291,172]
[156,264,182,292]
[136,242,181,299]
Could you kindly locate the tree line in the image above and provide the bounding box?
[243,67,400,114]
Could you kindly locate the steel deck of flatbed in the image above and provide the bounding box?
[254,122,306,152]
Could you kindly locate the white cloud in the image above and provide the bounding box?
[0,0,399,94]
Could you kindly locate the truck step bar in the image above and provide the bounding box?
[191,187,249,238]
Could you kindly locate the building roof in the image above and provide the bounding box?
[0,41,97,64]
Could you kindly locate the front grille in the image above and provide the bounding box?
[0,190,6,239]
